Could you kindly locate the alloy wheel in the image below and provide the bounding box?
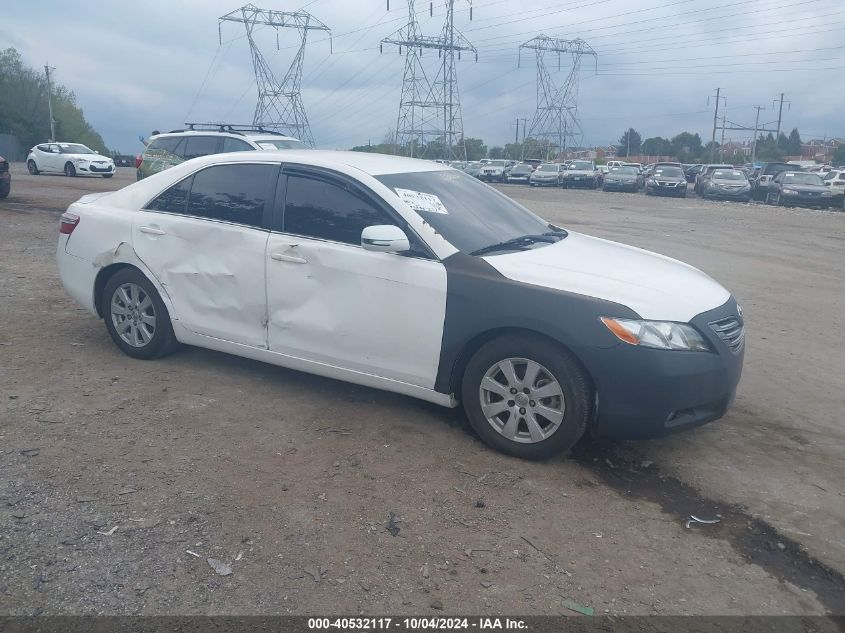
[478,358,565,444]
[110,282,156,347]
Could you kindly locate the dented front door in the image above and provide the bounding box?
[265,234,447,389]
[132,212,269,348]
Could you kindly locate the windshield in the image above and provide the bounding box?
[376,170,555,255]
[783,173,823,185]
[610,167,637,176]
[59,144,95,154]
[489,160,506,167]
[569,161,593,170]
[652,167,684,178]
[255,139,307,150]
[537,164,558,172]
[511,165,532,173]
[712,170,746,181]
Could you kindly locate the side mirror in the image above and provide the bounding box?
[361,225,410,253]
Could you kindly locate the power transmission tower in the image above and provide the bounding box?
[518,35,596,162]
[382,0,476,160]
[44,64,56,141]
[219,4,331,147]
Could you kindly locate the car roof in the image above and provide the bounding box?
[152,130,301,142]
[161,149,450,177]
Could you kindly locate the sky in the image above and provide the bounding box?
[2,0,843,154]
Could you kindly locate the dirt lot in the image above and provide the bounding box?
[1,165,844,616]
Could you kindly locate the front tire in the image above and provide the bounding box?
[102,268,178,360]
[27,160,39,175]
[64,162,77,177]
[461,334,591,460]
[102,173,113,179]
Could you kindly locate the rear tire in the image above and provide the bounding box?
[102,268,179,360]
[27,160,39,175]
[461,334,591,460]
[64,162,76,177]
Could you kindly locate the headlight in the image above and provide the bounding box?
[821,190,832,196]
[72,158,88,164]
[783,188,798,195]
[600,317,710,352]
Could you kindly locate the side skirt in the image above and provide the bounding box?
[174,326,458,408]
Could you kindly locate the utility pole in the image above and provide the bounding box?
[750,105,764,164]
[44,64,56,142]
[708,88,725,163]
[515,118,520,146]
[774,93,785,138]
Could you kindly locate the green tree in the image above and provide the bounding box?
[488,146,504,159]
[670,131,703,161]
[0,47,107,154]
[787,128,802,156]
[641,136,672,156]
[830,144,845,166]
[755,133,783,161]
[616,128,641,157]
[463,137,487,161]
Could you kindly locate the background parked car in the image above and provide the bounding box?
[505,163,534,184]
[645,165,687,197]
[529,163,563,186]
[136,125,306,180]
[560,160,599,189]
[479,159,508,183]
[822,169,845,203]
[753,162,801,200]
[694,164,733,195]
[684,164,704,183]
[701,168,752,202]
[27,143,115,178]
[602,166,642,192]
[464,161,483,178]
[0,155,10,198]
[766,171,833,208]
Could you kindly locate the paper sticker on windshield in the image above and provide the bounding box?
[394,188,448,215]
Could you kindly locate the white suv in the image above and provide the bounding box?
[136,125,307,180]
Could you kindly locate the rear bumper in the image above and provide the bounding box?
[56,238,98,317]
[584,297,744,440]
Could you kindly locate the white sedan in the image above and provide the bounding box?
[27,142,115,178]
[57,151,744,459]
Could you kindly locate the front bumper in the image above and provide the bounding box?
[781,194,833,208]
[603,181,638,191]
[530,178,558,186]
[76,162,115,174]
[585,297,744,440]
[561,176,596,188]
[479,173,504,181]
[705,187,751,200]
[647,184,687,196]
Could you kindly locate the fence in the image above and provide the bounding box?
[0,134,24,161]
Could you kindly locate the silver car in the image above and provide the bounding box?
[529,163,562,187]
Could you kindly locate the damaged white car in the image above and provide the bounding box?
[57,151,744,459]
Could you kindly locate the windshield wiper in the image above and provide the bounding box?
[470,229,567,256]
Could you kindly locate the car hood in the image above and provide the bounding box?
[564,170,594,176]
[532,171,558,177]
[711,179,749,186]
[651,177,685,183]
[606,175,637,181]
[783,184,827,193]
[482,231,730,322]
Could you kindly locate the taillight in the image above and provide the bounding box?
[60,212,80,235]
[135,155,143,169]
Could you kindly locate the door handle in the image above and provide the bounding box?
[271,252,307,264]
[139,226,166,236]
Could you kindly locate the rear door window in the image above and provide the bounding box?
[146,176,192,214]
[186,164,275,228]
[148,137,182,155]
[183,136,221,160]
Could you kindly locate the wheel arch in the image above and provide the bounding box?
[447,326,596,407]
[94,263,138,317]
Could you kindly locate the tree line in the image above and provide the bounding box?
[0,48,108,155]
[616,126,806,163]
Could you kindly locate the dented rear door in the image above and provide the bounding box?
[132,163,276,348]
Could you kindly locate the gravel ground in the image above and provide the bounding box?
[1,165,843,616]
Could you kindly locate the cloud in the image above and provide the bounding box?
[2,0,841,152]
